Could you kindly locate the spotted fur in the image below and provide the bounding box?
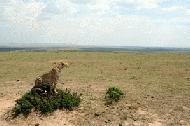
[34,62,68,93]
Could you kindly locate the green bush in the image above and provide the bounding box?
[12,88,81,117]
[105,87,124,105]
[13,99,33,117]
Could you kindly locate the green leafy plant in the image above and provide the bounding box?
[105,86,124,105]
[12,88,81,117]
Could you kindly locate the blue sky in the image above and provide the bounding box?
[0,0,190,47]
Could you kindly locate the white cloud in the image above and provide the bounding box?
[0,0,190,47]
[113,0,170,10]
[137,0,169,9]
[161,6,189,14]
[4,0,45,24]
[186,9,190,16]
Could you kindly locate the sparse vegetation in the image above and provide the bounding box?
[1,51,190,125]
[105,87,124,105]
[12,88,81,117]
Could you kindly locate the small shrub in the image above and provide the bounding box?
[38,99,54,114]
[12,99,33,117]
[12,88,81,117]
[105,86,124,105]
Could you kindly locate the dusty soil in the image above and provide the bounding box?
[0,51,190,126]
[1,81,189,126]
[0,82,165,126]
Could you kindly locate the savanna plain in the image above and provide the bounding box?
[0,51,190,126]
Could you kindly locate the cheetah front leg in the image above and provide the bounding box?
[53,82,58,94]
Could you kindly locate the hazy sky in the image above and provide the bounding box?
[0,0,190,47]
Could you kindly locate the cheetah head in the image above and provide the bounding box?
[60,62,69,68]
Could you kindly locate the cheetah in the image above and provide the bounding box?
[33,61,68,94]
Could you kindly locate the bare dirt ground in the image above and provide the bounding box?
[0,51,190,126]
[0,82,166,126]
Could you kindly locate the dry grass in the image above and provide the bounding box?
[0,51,190,126]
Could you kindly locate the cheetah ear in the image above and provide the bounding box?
[62,62,69,67]
[52,62,58,68]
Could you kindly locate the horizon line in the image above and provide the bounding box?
[0,44,190,49]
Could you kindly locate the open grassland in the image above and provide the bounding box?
[0,51,190,126]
